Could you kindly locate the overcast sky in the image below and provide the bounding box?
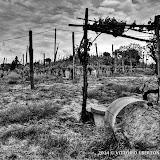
[0,0,159,63]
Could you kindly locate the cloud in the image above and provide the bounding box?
[0,0,159,63]
[100,0,120,7]
[98,7,115,15]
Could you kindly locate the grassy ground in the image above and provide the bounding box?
[0,72,159,159]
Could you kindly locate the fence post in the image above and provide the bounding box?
[29,30,34,89]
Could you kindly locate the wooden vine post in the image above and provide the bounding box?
[95,43,99,78]
[130,52,133,73]
[29,30,34,89]
[155,15,160,104]
[44,53,45,68]
[122,51,125,73]
[22,54,24,66]
[111,44,114,74]
[26,46,28,64]
[113,44,117,73]
[72,32,75,80]
[54,28,57,64]
[81,8,89,121]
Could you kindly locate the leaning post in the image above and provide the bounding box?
[29,30,34,89]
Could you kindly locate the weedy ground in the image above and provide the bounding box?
[0,71,159,160]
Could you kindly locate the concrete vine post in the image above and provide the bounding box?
[29,30,34,89]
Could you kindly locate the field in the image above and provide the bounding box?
[0,71,159,160]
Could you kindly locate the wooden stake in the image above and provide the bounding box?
[112,44,114,57]
[130,53,133,72]
[155,15,160,104]
[72,32,75,80]
[29,30,34,89]
[23,54,24,66]
[26,46,28,64]
[54,28,56,64]
[44,53,45,68]
[122,54,125,73]
[81,8,88,122]
[112,44,116,73]
[3,58,5,64]
[54,43,59,64]
[95,43,99,78]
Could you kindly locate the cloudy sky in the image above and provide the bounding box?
[0,0,159,63]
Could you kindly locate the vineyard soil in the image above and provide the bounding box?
[0,74,159,160]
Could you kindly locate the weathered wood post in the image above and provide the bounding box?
[26,46,28,64]
[122,51,125,74]
[44,53,45,68]
[29,30,34,89]
[72,32,75,80]
[130,52,133,72]
[95,43,99,78]
[54,43,59,64]
[54,28,56,64]
[23,54,24,66]
[2,58,5,73]
[112,44,116,74]
[81,8,88,122]
[155,15,160,104]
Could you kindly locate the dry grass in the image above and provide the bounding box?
[87,82,141,104]
[38,134,70,159]
[0,124,45,143]
[0,102,61,126]
[5,71,22,84]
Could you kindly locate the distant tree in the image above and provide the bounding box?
[10,56,19,71]
[119,43,142,66]
[45,58,51,64]
[103,52,110,57]
[103,52,112,65]
[69,55,73,61]
[147,37,157,74]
